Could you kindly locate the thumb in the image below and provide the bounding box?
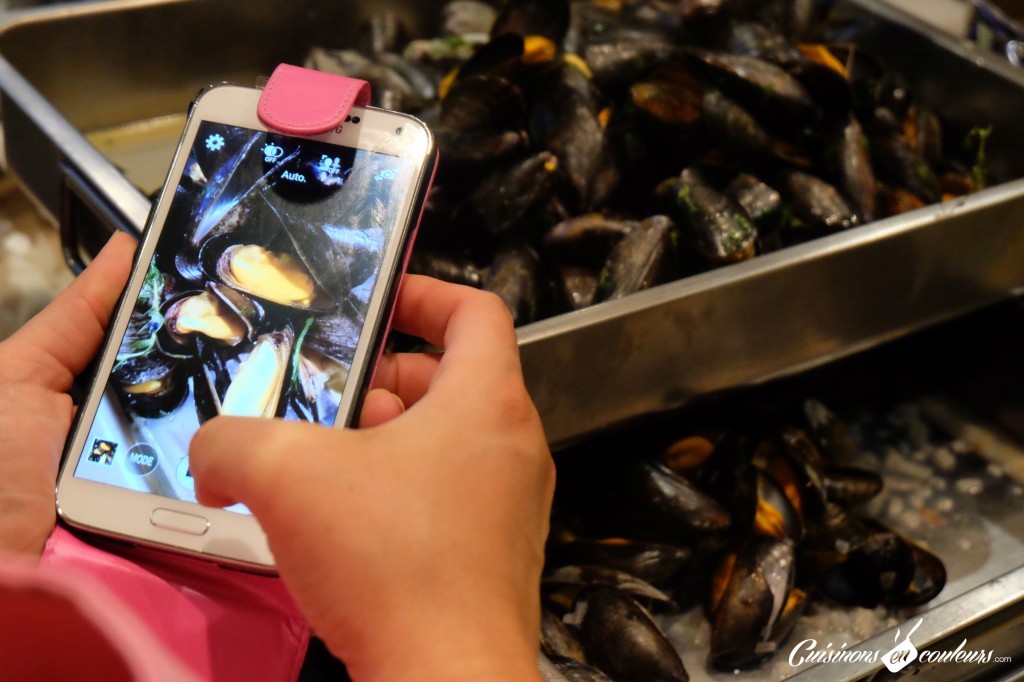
[188,416,326,511]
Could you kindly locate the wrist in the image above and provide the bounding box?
[334,614,542,682]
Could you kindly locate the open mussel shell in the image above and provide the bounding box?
[572,588,689,682]
[802,510,918,609]
[546,539,692,586]
[194,328,294,421]
[542,608,588,665]
[582,460,731,544]
[159,283,263,354]
[111,352,188,419]
[544,565,676,609]
[551,657,614,682]
[201,241,330,311]
[709,536,801,671]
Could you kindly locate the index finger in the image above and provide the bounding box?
[390,275,521,385]
[0,232,135,390]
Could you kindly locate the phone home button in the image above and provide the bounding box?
[150,508,210,536]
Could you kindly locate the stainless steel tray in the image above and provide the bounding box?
[2,0,1024,447]
[556,303,1024,680]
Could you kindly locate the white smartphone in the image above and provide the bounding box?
[57,83,436,571]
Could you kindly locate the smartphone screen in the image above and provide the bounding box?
[72,120,416,512]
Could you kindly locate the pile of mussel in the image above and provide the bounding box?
[112,129,374,427]
[543,399,946,680]
[309,0,990,326]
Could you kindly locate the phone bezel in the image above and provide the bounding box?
[56,84,435,572]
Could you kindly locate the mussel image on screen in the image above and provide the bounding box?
[109,123,404,429]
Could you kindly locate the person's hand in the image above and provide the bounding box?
[0,232,135,557]
[189,276,554,682]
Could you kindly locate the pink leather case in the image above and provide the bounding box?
[41,527,309,681]
[257,63,371,135]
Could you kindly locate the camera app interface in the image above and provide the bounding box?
[75,121,414,510]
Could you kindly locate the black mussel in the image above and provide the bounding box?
[547,540,692,587]
[438,126,529,169]
[183,133,278,255]
[726,174,782,227]
[596,460,731,543]
[408,249,484,288]
[593,215,676,303]
[485,242,542,325]
[161,284,263,352]
[630,64,705,128]
[551,657,613,682]
[111,352,188,419]
[210,328,294,419]
[542,609,587,665]
[779,170,860,232]
[778,427,829,511]
[870,132,941,204]
[491,0,571,44]
[832,116,878,223]
[709,537,801,671]
[658,167,757,264]
[803,399,859,466]
[574,588,689,682]
[823,466,884,507]
[439,74,529,166]
[467,151,561,237]
[702,90,808,166]
[682,50,818,129]
[784,46,855,118]
[899,538,947,606]
[747,469,805,542]
[544,565,676,607]
[803,508,915,608]
[584,40,678,93]
[557,266,599,311]
[543,214,635,269]
[530,57,618,210]
[304,312,362,367]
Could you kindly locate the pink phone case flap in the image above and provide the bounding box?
[40,526,309,681]
[257,63,371,135]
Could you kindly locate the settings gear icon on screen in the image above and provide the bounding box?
[205,133,226,152]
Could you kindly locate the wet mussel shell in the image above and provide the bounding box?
[546,539,692,586]
[541,608,588,665]
[574,588,689,682]
[551,657,614,682]
[199,235,333,312]
[193,328,294,421]
[579,460,731,544]
[158,284,264,355]
[111,352,188,419]
[593,215,676,303]
[543,565,676,609]
[803,512,917,609]
[709,536,800,671]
